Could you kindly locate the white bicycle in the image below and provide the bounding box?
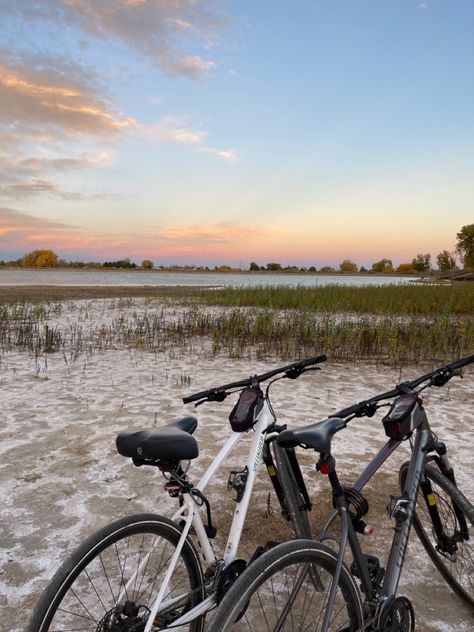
[27,355,326,632]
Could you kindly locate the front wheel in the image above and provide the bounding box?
[27,513,205,632]
[208,539,363,631]
[399,462,474,611]
[273,445,312,539]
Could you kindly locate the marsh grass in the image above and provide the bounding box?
[194,283,474,315]
[0,299,472,366]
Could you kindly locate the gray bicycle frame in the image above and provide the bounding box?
[318,414,440,627]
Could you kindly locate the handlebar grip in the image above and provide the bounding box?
[298,354,328,368]
[447,354,474,372]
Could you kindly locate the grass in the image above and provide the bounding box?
[0,298,472,366]
[193,283,474,315]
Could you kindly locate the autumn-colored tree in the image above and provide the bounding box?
[371,258,393,273]
[396,263,415,273]
[436,250,456,271]
[456,223,474,268]
[320,265,336,272]
[142,259,154,269]
[22,249,58,267]
[339,259,358,273]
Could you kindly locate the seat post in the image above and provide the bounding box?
[317,454,345,500]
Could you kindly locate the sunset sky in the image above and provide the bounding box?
[1,1,473,267]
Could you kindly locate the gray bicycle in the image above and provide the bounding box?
[209,354,474,631]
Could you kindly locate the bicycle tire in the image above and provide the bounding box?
[399,462,474,611]
[274,445,312,539]
[208,539,363,631]
[27,513,205,632]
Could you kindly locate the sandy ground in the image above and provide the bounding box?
[0,298,473,631]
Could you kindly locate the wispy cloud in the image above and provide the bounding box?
[0,210,272,259]
[0,60,135,135]
[147,116,238,163]
[3,0,224,79]
[157,222,269,244]
[418,3,429,9]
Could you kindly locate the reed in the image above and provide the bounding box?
[194,283,474,315]
[0,300,471,366]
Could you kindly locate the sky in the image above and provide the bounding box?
[0,0,473,268]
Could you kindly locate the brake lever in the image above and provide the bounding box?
[194,390,229,407]
[284,366,321,380]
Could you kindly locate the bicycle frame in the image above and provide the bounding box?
[143,400,278,631]
[318,414,445,627]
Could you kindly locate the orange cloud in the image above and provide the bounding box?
[157,223,273,244]
[0,62,134,135]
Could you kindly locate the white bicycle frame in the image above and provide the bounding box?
[141,400,277,631]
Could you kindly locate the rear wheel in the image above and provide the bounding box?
[209,540,363,631]
[400,462,474,611]
[274,445,312,539]
[27,513,205,631]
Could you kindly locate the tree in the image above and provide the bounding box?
[411,253,431,272]
[371,258,393,273]
[396,262,415,273]
[339,259,358,273]
[320,265,336,273]
[436,250,456,272]
[456,223,474,268]
[266,262,282,271]
[22,249,58,267]
[249,262,260,271]
[142,259,154,269]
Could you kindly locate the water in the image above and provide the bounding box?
[0,268,420,287]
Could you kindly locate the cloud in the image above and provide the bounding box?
[0,209,269,260]
[0,59,136,135]
[148,116,205,145]
[418,3,429,9]
[3,0,224,79]
[0,207,79,247]
[147,116,238,162]
[0,150,115,201]
[157,223,269,245]
[199,147,238,163]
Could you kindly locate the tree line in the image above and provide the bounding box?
[1,223,473,272]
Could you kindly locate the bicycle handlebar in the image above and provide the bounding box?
[182,354,327,404]
[332,353,474,420]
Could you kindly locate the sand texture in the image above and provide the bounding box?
[0,298,473,631]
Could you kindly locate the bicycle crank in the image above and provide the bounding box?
[378,596,415,632]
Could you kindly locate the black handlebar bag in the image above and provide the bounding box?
[382,393,427,440]
[229,388,264,433]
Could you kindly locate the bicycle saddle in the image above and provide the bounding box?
[276,417,346,456]
[116,416,199,462]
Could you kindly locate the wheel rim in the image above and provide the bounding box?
[226,559,356,631]
[46,530,197,631]
[416,478,474,599]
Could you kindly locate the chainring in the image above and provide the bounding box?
[216,559,247,603]
[379,596,415,632]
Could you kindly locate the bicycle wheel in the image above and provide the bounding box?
[273,445,312,539]
[400,462,474,610]
[27,513,205,632]
[209,539,363,631]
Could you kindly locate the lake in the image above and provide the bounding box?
[0,268,420,287]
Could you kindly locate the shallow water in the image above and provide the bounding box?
[0,268,420,287]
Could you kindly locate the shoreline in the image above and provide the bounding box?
[0,285,211,301]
